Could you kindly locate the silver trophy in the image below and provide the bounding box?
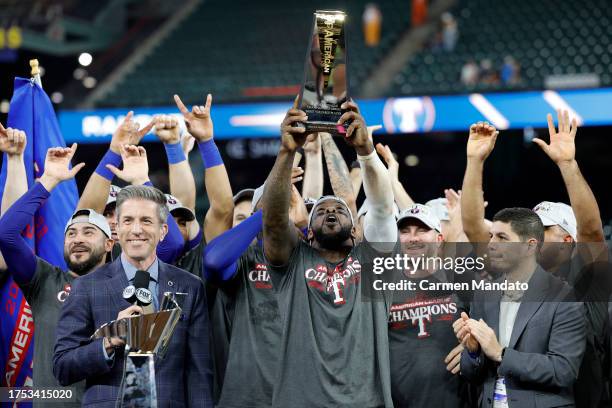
[92,292,187,408]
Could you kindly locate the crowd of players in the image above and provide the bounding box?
[0,94,609,408]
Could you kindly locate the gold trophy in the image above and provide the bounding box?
[297,10,349,136]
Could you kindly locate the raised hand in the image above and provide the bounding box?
[375,143,399,180]
[174,93,214,142]
[533,109,577,166]
[39,144,85,191]
[338,100,372,155]
[466,122,499,161]
[153,115,181,144]
[0,123,27,156]
[106,145,149,185]
[280,100,309,152]
[110,111,154,154]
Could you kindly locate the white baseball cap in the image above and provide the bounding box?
[533,201,577,240]
[106,185,121,206]
[425,198,450,221]
[396,204,442,233]
[165,194,195,222]
[308,195,354,228]
[65,209,112,238]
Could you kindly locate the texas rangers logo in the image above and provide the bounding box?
[383,97,435,133]
[57,283,72,303]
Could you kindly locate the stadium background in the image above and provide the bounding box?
[1,0,611,239]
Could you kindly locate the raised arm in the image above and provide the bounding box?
[78,112,153,213]
[0,144,84,284]
[320,132,358,218]
[174,94,233,243]
[262,106,308,265]
[375,143,414,210]
[301,134,323,200]
[204,210,263,282]
[461,122,498,243]
[348,125,382,198]
[338,101,395,243]
[1,124,28,215]
[154,115,200,240]
[534,110,605,243]
[0,125,29,271]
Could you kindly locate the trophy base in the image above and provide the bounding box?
[301,107,348,136]
[119,353,157,408]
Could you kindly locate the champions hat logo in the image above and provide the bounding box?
[57,283,72,303]
[383,97,435,133]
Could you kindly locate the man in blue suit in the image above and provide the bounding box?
[54,149,212,407]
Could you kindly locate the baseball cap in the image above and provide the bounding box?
[251,184,265,213]
[106,185,121,207]
[357,198,400,220]
[533,201,577,240]
[425,198,450,221]
[308,195,355,228]
[65,209,112,238]
[165,194,196,222]
[396,204,442,233]
[233,189,255,205]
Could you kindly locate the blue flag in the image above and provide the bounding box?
[0,77,78,404]
[0,77,79,268]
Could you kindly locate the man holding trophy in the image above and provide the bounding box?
[53,161,213,408]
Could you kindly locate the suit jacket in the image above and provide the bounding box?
[53,257,213,407]
[461,266,586,408]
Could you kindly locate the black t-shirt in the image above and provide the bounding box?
[269,239,397,408]
[18,258,83,408]
[215,245,282,408]
[388,268,470,408]
[551,248,612,408]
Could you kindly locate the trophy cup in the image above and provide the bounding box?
[297,10,349,136]
[92,292,187,408]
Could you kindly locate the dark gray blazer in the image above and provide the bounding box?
[461,266,586,408]
[53,257,213,407]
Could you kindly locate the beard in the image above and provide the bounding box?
[64,245,107,276]
[312,223,352,250]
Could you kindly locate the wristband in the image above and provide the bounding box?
[350,159,361,169]
[164,142,186,164]
[143,181,153,187]
[198,139,223,169]
[95,150,122,181]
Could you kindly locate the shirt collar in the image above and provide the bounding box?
[120,253,159,283]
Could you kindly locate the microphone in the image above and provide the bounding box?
[122,270,154,314]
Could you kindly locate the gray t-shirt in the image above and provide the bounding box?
[215,245,281,408]
[269,239,395,408]
[18,258,83,407]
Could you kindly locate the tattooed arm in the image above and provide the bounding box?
[320,133,358,219]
